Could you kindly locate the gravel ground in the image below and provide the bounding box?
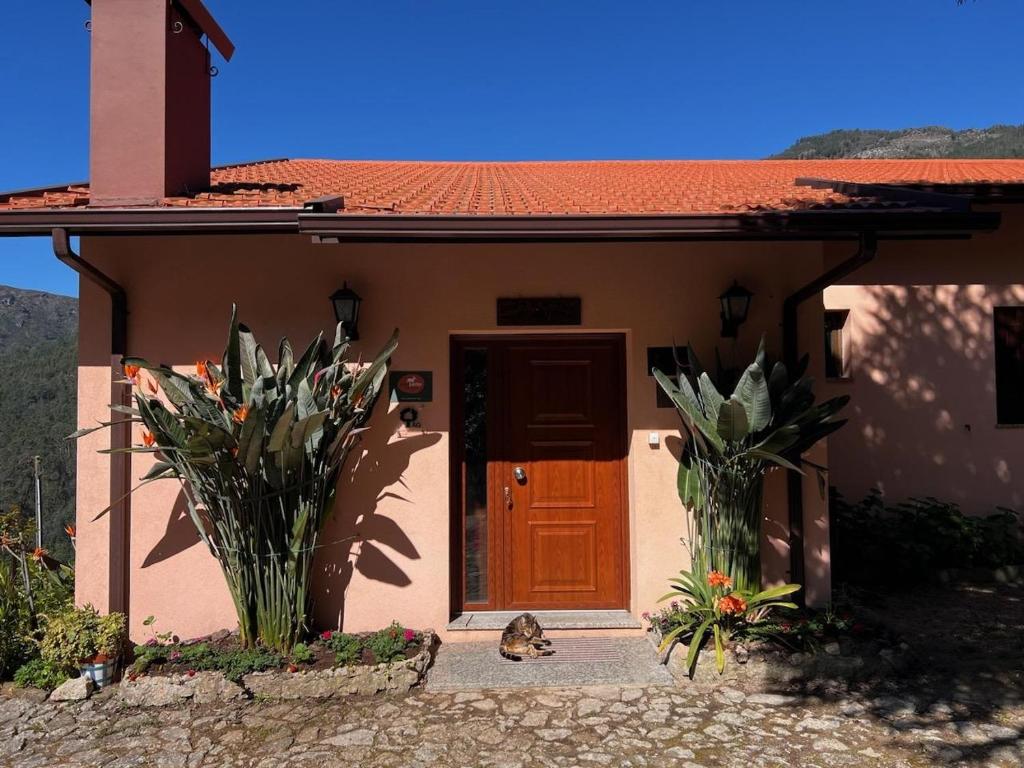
[1,579,1021,767]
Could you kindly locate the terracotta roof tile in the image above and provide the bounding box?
[3,159,1024,215]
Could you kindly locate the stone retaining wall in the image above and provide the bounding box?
[114,631,437,707]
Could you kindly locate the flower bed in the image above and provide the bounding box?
[114,623,437,707]
[648,606,909,690]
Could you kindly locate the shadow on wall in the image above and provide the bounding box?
[832,283,1024,513]
[140,409,440,631]
[314,411,440,631]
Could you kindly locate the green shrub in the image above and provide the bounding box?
[40,605,127,672]
[291,642,314,664]
[212,647,282,683]
[13,657,66,690]
[0,591,31,678]
[832,490,1024,587]
[325,632,362,666]
[365,622,410,664]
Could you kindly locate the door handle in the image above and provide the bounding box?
[503,486,513,510]
[513,466,527,483]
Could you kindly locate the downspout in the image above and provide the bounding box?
[781,231,877,600]
[52,228,131,621]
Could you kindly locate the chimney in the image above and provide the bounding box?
[88,0,234,206]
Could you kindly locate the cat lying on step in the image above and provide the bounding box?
[499,613,554,661]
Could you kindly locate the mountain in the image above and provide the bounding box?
[0,285,77,562]
[770,125,1024,160]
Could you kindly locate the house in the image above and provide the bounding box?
[0,0,1021,642]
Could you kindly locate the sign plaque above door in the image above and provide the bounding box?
[496,297,582,326]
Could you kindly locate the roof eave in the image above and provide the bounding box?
[298,209,1002,242]
[0,207,1001,241]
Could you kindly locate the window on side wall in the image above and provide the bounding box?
[994,306,1024,426]
[824,309,851,380]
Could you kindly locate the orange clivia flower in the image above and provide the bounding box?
[232,403,250,424]
[142,431,156,447]
[31,547,48,562]
[717,594,748,616]
[65,524,76,539]
[124,363,141,384]
[708,571,732,589]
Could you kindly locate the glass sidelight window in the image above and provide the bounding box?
[461,348,489,603]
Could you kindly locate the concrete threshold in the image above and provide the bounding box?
[447,610,642,631]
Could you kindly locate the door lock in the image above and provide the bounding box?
[513,466,527,483]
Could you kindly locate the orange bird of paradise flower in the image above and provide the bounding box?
[232,404,250,424]
[65,524,76,539]
[142,431,156,447]
[124,363,141,384]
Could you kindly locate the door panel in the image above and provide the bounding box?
[505,340,625,609]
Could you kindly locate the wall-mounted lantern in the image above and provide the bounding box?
[330,283,362,341]
[719,281,753,338]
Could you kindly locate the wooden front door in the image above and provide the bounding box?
[451,336,628,613]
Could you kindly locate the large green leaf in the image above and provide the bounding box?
[653,368,723,453]
[223,304,244,404]
[677,461,705,510]
[716,397,750,442]
[713,624,725,674]
[697,373,724,422]
[733,363,771,433]
[750,424,800,456]
[267,403,295,452]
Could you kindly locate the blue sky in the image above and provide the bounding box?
[1,0,1021,296]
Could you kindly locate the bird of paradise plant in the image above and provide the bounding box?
[653,336,848,594]
[73,307,397,653]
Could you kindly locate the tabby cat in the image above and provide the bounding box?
[498,613,554,661]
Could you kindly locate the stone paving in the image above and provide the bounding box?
[2,679,1022,768]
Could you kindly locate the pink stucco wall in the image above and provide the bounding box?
[75,235,832,641]
[824,206,1024,514]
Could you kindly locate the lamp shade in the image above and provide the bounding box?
[330,283,362,340]
[719,281,753,337]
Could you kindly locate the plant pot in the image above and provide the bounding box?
[79,655,116,689]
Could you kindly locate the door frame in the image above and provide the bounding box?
[448,333,630,617]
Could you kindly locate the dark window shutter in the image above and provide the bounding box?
[994,306,1024,425]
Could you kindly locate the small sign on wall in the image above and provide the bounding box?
[497,297,582,326]
[389,371,433,402]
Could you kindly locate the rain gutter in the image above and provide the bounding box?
[51,228,132,620]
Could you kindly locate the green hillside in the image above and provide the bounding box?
[0,285,77,562]
[770,125,1024,160]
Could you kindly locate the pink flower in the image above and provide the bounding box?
[320,630,333,641]
[169,651,182,662]
[403,629,416,643]
[641,611,651,621]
